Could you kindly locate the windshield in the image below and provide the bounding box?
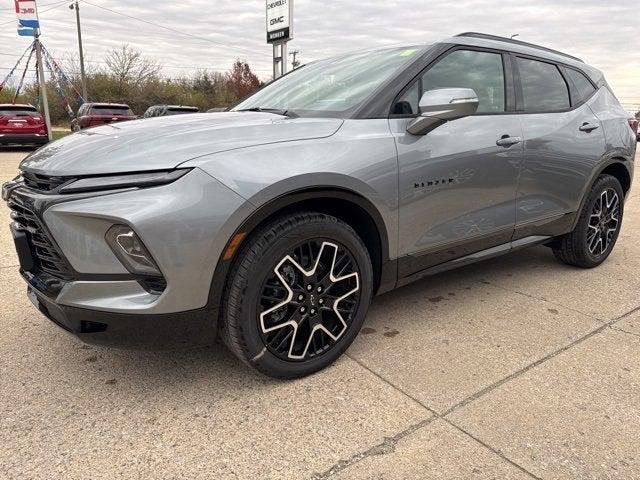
[0,107,38,116]
[167,107,198,115]
[232,46,424,117]
[91,106,133,116]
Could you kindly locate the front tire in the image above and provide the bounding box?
[552,174,624,268]
[221,212,373,378]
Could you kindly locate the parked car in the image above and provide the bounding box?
[143,105,199,118]
[71,102,136,131]
[628,113,639,141]
[0,104,48,147]
[3,33,636,378]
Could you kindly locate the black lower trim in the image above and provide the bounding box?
[0,134,48,145]
[28,287,217,349]
[397,235,551,287]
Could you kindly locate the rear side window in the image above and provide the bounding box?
[517,58,570,112]
[565,68,596,104]
[392,49,505,115]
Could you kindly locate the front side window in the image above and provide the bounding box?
[517,58,570,112]
[393,49,506,115]
[232,46,425,117]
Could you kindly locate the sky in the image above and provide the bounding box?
[0,0,638,110]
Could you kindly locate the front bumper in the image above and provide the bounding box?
[0,133,48,145]
[4,167,255,347]
[28,284,216,348]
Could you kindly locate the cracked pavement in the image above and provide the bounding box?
[1,149,639,479]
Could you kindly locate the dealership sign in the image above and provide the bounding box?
[266,0,292,43]
[15,0,39,36]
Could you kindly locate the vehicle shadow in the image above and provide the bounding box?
[35,246,564,393]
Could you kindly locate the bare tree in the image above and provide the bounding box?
[105,45,162,88]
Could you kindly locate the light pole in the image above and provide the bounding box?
[69,0,87,102]
[34,34,52,141]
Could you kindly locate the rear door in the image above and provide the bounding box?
[513,56,605,239]
[391,48,523,275]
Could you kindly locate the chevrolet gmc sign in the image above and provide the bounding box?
[266,0,293,44]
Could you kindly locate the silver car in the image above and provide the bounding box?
[3,33,636,378]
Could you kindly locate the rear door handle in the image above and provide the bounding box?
[496,135,522,147]
[579,122,599,132]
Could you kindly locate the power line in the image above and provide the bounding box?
[80,0,268,59]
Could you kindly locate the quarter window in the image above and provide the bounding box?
[392,49,506,115]
[517,58,570,112]
[565,68,596,104]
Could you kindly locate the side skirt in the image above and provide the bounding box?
[396,235,552,288]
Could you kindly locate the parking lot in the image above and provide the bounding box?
[1,148,639,479]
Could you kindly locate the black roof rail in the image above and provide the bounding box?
[454,32,584,63]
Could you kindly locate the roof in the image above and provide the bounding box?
[454,32,583,62]
[0,104,37,109]
[443,32,604,84]
[87,103,131,108]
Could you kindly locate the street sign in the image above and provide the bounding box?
[15,0,40,31]
[266,0,293,44]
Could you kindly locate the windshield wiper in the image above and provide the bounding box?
[236,107,298,118]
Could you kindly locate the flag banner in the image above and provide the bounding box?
[15,0,40,33]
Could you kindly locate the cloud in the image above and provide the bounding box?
[0,0,637,106]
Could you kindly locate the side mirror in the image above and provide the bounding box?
[407,88,479,135]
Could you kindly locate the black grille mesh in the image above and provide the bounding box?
[8,193,73,279]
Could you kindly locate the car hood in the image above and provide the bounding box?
[20,112,344,176]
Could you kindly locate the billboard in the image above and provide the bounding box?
[266,0,292,44]
[15,0,39,36]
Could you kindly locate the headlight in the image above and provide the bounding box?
[59,169,190,194]
[105,225,161,276]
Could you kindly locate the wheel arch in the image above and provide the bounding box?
[207,187,397,324]
[571,156,633,230]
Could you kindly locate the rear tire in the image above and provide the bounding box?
[552,174,624,268]
[221,212,373,379]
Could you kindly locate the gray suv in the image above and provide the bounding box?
[3,33,636,378]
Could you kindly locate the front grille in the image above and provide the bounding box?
[8,193,73,279]
[22,172,73,193]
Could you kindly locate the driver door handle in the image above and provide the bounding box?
[579,122,599,132]
[496,135,522,147]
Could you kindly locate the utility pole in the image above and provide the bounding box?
[34,35,52,141]
[289,49,300,69]
[70,0,87,102]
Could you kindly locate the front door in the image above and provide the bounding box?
[391,48,523,276]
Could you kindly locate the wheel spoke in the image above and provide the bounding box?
[258,240,360,361]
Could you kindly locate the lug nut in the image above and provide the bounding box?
[300,306,306,313]
[297,294,304,301]
[317,286,323,293]
[310,308,316,315]
[307,284,313,291]
[318,298,324,305]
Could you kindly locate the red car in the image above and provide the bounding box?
[0,104,48,147]
[72,102,137,131]
[628,115,639,141]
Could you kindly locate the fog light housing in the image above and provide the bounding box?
[105,225,161,276]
